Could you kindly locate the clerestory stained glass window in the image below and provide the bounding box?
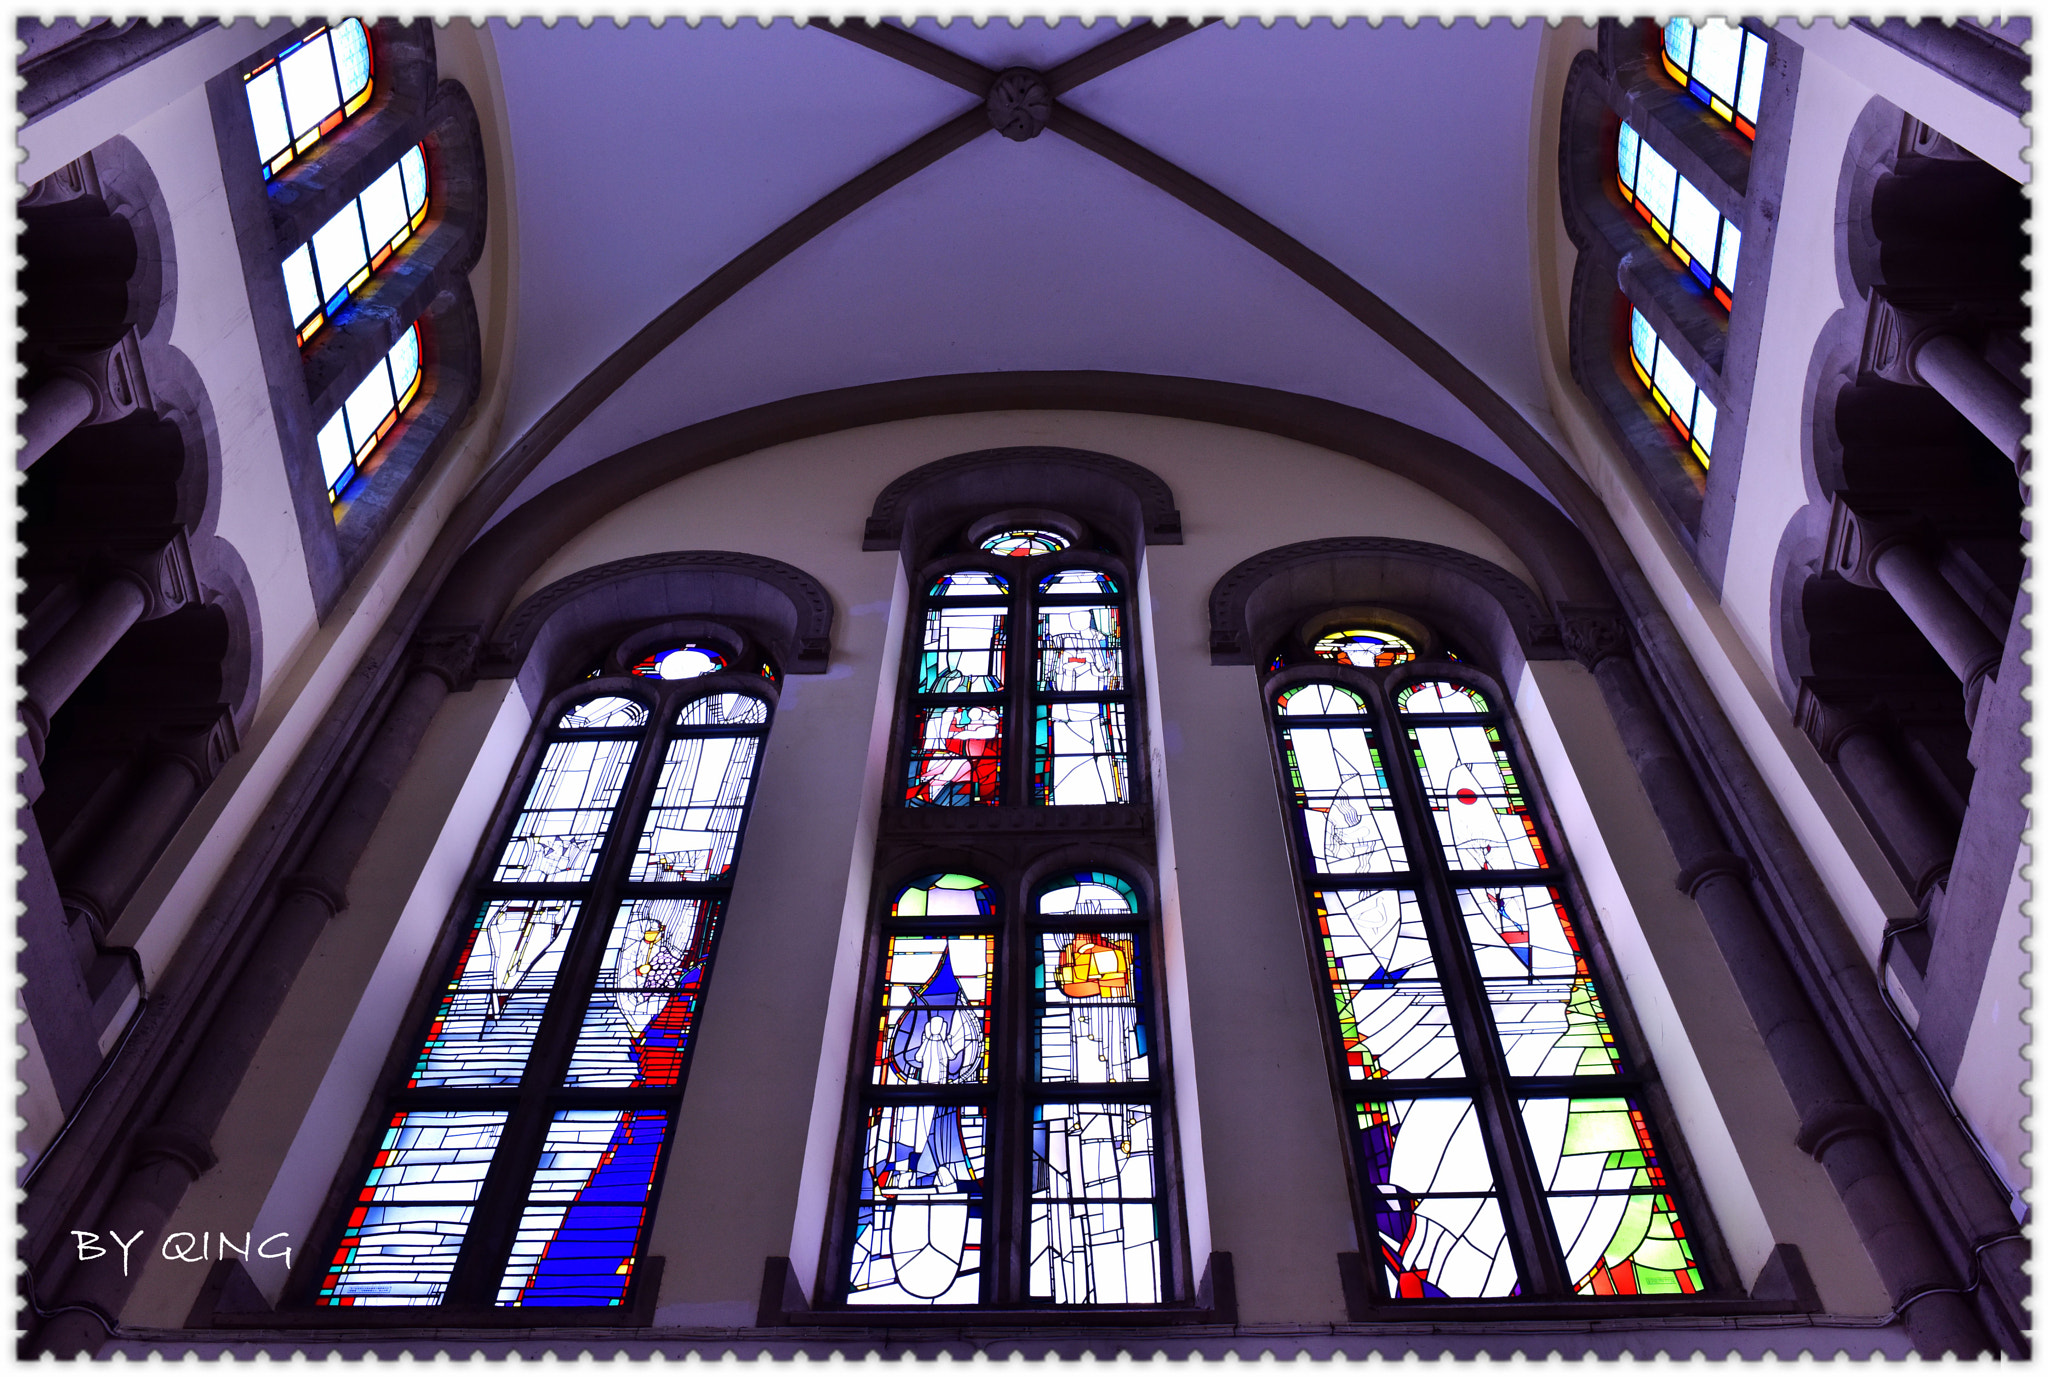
[1616,123,1741,310]
[317,674,773,1310]
[1267,635,1706,1304]
[903,558,1132,808]
[281,143,430,347]
[1662,19,1767,138]
[243,19,374,179]
[317,322,423,506]
[843,871,1168,1307]
[1628,307,1719,466]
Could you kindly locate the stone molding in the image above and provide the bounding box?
[863,446,1183,551]
[986,68,1051,141]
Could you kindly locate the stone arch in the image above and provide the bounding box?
[861,444,1182,560]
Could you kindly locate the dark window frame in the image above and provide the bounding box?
[1258,630,1756,1319]
[280,645,780,1324]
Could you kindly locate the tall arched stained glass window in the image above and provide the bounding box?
[843,870,1168,1307]
[317,322,423,506]
[1616,123,1741,310]
[904,541,1131,808]
[1627,308,1718,466]
[242,18,373,179]
[1265,624,1707,1302]
[1662,19,1767,138]
[281,143,430,346]
[315,671,773,1310]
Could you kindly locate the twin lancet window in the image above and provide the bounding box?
[1268,625,1703,1300]
[316,646,776,1308]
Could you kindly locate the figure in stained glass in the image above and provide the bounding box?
[906,706,1004,806]
[1033,701,1129,805]
[1313,627,1417,668]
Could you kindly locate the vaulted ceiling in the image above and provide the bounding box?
[478,17,1564,527]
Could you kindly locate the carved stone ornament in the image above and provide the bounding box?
[132,1123,218,1180]
[1823,497,1919,590]
[102,529,198,621]
[1557,605,1632,670]
[411,626,484,691]
[986,68,1052,141]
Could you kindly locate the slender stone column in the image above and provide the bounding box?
[19,376,96,469]
[1559,610,1989,1357]
[1910,334,2027,468]
[1826,499,2002,724]
[33,632,478,1357]
[58,710,237,939]
[1796,685,1957,903]
[19,534,199,762]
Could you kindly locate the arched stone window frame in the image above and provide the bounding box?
[206,21,486,612]
[1558,20,1798,581]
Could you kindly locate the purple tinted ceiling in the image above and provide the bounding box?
[489,17,975,440]
[1059,18,1551,414]
[891,16,1132,72]
[490,128,1548,524]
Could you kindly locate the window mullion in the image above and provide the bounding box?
[1008,576,1033,808]
[443,700,674,1304]
[1374,679,1572,1299]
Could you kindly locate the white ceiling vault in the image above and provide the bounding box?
[481,16,1561,527]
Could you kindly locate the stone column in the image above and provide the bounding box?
[18,330,151,471]
[19,533,197,762]
[33,630,480,1357]
[1559,609,1989,1358]
[1795,684,1956,903]
[1826,499,2002,724]
[58,709,238,940]
[1863,294,2027,470]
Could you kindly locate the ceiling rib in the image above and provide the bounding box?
[816,19,989,95]
[1043,19,1205,95]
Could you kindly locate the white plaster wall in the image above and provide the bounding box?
[113,410,1886,1328]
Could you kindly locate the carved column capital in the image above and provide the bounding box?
[1823,496,1923,590]
[1675,850,1751,896]
[986,68,1051,141]
[101,528,199,622]
[131,1123,218,1180]
[278,870,350,917]
[149,705,240,787]
[1794,1100,1888,1160]
[41,328,152,429]
[410,625,484,692]
[1794,680,1885,763]
[1556,604,1632,670]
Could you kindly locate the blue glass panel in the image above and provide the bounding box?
[498,1110,670,1306]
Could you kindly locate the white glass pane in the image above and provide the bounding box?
[279,33,341,140]
[1629,309,1657,372]
[1671,177,1721,267]
[1651,342,1697,420]
[1716,220,1742,290]
[245,68,291,163]
[1691,392,1719,456]
[400,144,429,215]
[316,412,353,490]
[333,18,372,101]
[281,245,320,328]
[310,203,369,303]
[1689,19,1744,105]
[1615,123,1639,190]
[1662,18,1691,68]
[1632,138,1678,227]
[1736,32,1768,122]
[344,360,399,455]
[357,160,409,249]
[386,324,422,393]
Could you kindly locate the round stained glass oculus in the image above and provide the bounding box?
[1313,628,1417,669]
[979,527,1070,557]
[633,646,727,680]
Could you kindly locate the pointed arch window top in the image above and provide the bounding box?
[931,570,1010,597]
[1039,569,1118,595]
[1277,683,1367,716]
[1396,681,1492,715]
[980,528,1069,557]
[557,695,648,730]
[244,19,374,179]
[1313,628,1417,668]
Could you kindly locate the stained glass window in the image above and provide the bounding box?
[1313,628,1417,668]
[319,671,773,1309]
[1662,19,1767,138]
[243,19,374,179]
[1266,648,1704,1305]
[281,144,430,347]
[1627,308,1718,467]
[316,323,423,506]
[632,645,727,680]
[902,557,1133,809]
[1616,122,1741,310]
[981,528,1070,557]
[844,871,1166,1307]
